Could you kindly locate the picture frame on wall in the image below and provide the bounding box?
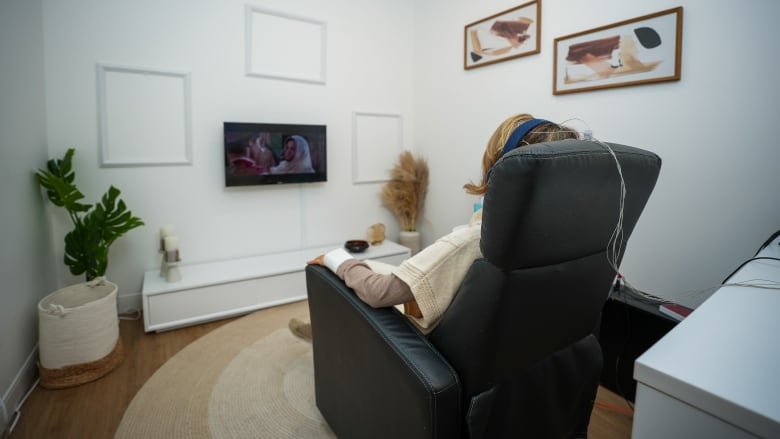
[553,7,683,95]
[464,1,541,70]
[245,6,327,85]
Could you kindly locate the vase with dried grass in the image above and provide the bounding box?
[380,150,429,254]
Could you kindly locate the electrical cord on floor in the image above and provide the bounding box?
[7,377,40,436]
[119,309,142,320]
[1,398,9,439]
[594,399,634,416]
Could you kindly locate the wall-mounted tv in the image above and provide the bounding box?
[223,122,327,187]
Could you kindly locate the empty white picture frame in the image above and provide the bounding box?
[245,6,327,84]
[246,5,327,84]
[352,112,403,184]
[96,64,192,167]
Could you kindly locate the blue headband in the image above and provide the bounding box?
[487,118,551,183]
[501,118,551,157]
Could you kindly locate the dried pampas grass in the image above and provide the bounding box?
[380,151,429,232]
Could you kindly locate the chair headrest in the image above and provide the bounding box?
[481,139,661,270]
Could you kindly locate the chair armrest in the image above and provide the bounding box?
[305,265,461,439]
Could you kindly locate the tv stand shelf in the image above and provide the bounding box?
[141,240,410,332]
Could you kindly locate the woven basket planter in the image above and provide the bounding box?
[37,278,124,389]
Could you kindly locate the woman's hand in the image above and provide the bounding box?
[307,255,325,265]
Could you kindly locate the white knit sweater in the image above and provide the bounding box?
[323,211,483,333]
[392,213,482,332]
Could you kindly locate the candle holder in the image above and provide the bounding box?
[159,239,168,277]
[160,231,181,282]
[164,249,181,283]
[159,253,168,277]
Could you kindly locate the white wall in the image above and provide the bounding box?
[414,0,780,307]
[0,0,57,427]
[41,0,416,305]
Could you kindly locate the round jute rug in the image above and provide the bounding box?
[115,301,336,438]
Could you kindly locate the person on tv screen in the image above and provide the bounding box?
[247,132,276,172]
[270,135,315,174]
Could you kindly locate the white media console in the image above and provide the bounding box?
[141,240,411,332]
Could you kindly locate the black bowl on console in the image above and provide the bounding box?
[344,240,369,253]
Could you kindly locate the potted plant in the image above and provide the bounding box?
[36,148,144,281]
[380,150,429,254]
[34,148,144,388]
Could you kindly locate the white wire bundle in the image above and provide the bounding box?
[539,118,628,273]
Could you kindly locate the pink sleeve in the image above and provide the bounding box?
[336,259,413,308]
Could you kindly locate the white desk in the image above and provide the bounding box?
[142,240,410,332]
[633,236,780,439]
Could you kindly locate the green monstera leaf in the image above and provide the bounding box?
[36,148,144,280]
[35,148,91,215]
[63,223,108,280]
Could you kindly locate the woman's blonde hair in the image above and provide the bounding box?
[463,113,579,195]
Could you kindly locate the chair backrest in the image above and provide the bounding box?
[429,139,661,438]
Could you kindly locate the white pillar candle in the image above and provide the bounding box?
[160,226,175,238]
[164,236,179,251]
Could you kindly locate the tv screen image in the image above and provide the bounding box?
[223,122,327,186]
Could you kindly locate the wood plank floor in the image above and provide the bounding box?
[6,305,634,438]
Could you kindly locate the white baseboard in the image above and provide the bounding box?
[2,345,39,434]
[118,292,142,314]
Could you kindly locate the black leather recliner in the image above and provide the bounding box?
[305,139,661,438]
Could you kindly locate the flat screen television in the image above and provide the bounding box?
[223,122,327,186]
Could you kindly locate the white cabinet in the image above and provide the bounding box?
[632,235,780,439]
[142,241,410,332]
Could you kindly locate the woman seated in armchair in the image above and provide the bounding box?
[291,113,579,339]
